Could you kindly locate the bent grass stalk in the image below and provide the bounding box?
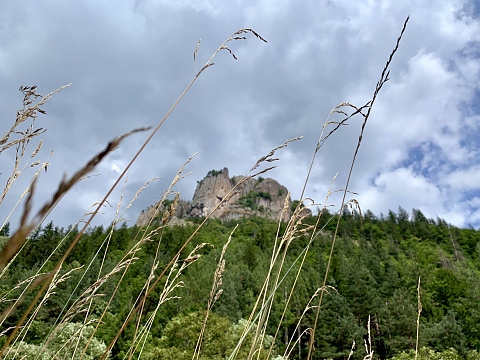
[0,127,149,355]
[266,176,338,359]
[226,17,410,360]
[99,135,299,360]
[82,162,196,356]
[415,277,422,360]
[0,28,267,357]
[79,154,198,359]
[306,16,410,359]
[192,224,237,360]
[0,19,411,360]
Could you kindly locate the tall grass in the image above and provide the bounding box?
[0,19,408,360]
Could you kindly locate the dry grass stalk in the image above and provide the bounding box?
[228,178,342,360]
[49,319,98,360]
[99,136,296,360]
[248,197,314,360]
[0,154,52,246]
[1,84,70,147]
[78,226,157,359]
[250,137,302,174]
[282,285,336,359]
[415,277,422,360]
[193,225,237,360]
[79,155,198,359]
[1,85,70,205]
[348,341,356,360]
[125,177,161,214]
[123,160,196,360]
[306,17,410,359]
[115,157,196,356]
[78,218,159,358]
[137,153,197,235]
[123,243,209,360]
[314,102,371,155]
[62,256,138,324]
[226,193,317,360]
[231,212,294,358]
[266,178,338,359]
[70,177,133,350]
[0,126,149,272]
[232,140,307,357]
[195,28,267,78]
[0,273,51,326]
[5,265,81,359]
[363,316,374,360]
[1,217,91,337]
[0,217,90,345]
[44,210,127,354]
[0,127,149,357]
[246,195,292,348]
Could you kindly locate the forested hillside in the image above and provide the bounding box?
[1,207,479,359]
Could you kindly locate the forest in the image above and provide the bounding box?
[1,206,479,360]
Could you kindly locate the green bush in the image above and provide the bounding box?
[3,322,107,360]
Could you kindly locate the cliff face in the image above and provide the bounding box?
[190,168,292,221]
[190,168,235,217]
[136,199,191,227]
[136,167,309,226]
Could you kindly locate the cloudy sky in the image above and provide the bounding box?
[1,0,480,231]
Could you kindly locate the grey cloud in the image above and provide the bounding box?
[1,0,480,230]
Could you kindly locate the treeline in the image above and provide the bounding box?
[1,207,480,359]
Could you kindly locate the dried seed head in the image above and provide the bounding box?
[182,254,201,264]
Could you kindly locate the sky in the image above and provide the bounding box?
[1,0,480,231]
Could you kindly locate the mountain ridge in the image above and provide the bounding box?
[136,167,311,226]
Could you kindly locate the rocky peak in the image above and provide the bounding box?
[190,167,233,217]
[136,167,310,226]
[190,168,292,221]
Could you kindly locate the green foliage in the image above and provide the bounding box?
[206,169,224,177]
[0,236,8,251]
[0,222,9,236]
[422,310,466,353]
[3,322,107,360]
[389,347,480,360]
[258,191,272,200]
[163,198,174,208]
[142,311,277,360]
[236,190,272,211]
[291,199,304,213]
[3,208,480,360]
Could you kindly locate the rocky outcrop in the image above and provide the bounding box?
[136,199,191,227]
[190,168,235,218]
[190,167,292,221]
[136,167,311,226]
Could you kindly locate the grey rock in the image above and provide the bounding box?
[136,167,311,226]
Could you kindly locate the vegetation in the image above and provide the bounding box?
[291,200,304,213]
[141,311,278,360]
[236,190,273,211]
[2,210,480,359]
[2,16,469,360]
[206,169,224,178]
[390,347,480,360]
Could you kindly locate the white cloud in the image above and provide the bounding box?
[359,167,443,214]
[442,165,480,190]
